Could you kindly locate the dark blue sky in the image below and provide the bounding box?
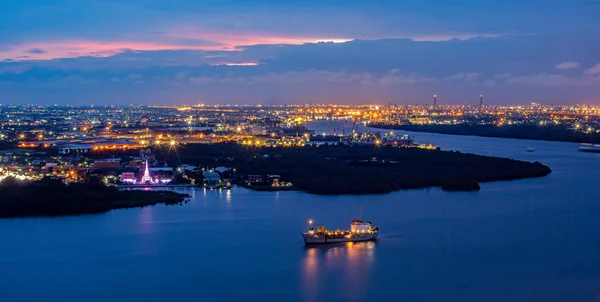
[1,0,599,105]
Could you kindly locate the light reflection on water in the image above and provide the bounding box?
[225,189,232,204]
[302,242,376,302]
[2,124,600,301]
[136,206,156,255]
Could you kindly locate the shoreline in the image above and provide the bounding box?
[117,184,197,189]
[0,178,190,219]
[368,123,598,145]
[153,143,552,195]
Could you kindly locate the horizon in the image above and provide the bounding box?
[1,0,600,105]
[1,101,599,107]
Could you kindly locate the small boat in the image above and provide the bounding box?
[301,207,379,245]
[578,143,600,153]
[526,147,535,152]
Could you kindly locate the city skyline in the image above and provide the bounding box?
[1,0,600,105]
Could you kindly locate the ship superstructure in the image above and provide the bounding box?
[302,208,379,244]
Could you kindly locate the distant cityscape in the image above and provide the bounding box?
[0,102,599,187]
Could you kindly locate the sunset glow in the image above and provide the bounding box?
[1,28,353,62]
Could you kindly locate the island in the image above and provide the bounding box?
[369,123,600,144]
[152,143,552,195]
[0,177,188,219]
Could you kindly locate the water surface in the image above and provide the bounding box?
[1,124,600,302]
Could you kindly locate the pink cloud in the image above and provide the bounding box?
[0,40,223,61]
[0,28,353,62]
[0,27,503,62]
[585,63,600,76]
[209,62,260,66]
[555,62,580,70]
[165,27,352,48]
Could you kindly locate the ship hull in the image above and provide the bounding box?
[302,233,378,245]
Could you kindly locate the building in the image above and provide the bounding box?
[382,135,414,148]
[247,175,263,183]
[58,144,92,155]
[121,172,136,183]
[408,116,431,124]
[203,171,222,187]
[93,159,121,170]
[267,174,281,186]
[306,135,343,146]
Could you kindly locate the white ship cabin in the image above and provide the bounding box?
[350,219,372,233]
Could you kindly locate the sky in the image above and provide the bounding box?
[1,0,600,105]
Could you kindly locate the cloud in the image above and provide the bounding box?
[25,48,46,54]
[1,33,599,105]
[0,27,357,62]
[0,40,220,62]
[210,62,260,66]
[585,63,600,76]
[409,33,502,42]
[506,73,600,86]
[446,72,481,82]
[494,73,511,79]
[0,23,509,63]
[186,69,435,86]
[554,62,580,70]
[126,74,143,81]
[57,75,83,83]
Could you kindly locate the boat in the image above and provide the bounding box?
[578,143,600,153]
[302,208,379,244]
[526,147,535,152]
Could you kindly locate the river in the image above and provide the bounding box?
[1,121,599,302]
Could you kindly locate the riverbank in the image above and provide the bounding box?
[239,182,298,192]
[369,123,600,144]
[116,184,197,189]
[154,143,552,195]
[0,177,189,219]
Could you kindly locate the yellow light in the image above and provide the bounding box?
[309,220,313,225]
[170,140,176,146]
[155,140,161,145]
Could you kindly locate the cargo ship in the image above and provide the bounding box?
[578,143,600,153]
[302,208,379,244]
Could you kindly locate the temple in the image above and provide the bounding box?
[120,160,171,185]
[141,160,153,183]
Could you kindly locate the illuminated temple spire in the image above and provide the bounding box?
[141,159,152,183]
